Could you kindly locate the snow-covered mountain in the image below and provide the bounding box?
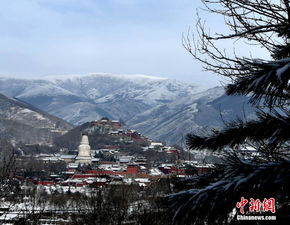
[0,74,200,124]
[0,74,254,145]
[127,87,255,145]
[0,93,73,145]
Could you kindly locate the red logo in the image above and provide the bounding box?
[236,197,248,214]
[236,197,276,214]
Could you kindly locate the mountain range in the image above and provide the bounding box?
[0,74,255,145]
[0,93,73,146]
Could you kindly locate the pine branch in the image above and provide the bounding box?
[186,111,290,153]
[168,159,290,225]
[226,58,290,107]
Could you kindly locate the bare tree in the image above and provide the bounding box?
[184,0,290,107]
[169,1,290,224]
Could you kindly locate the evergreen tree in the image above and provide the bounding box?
[169,1,290,224]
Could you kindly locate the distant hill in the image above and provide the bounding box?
[0,74,201,125]
[127,86,256,145]
[0,74,255,145]
[0,93,73,146]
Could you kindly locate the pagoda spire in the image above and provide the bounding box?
[75,133,92,164]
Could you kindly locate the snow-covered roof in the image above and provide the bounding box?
[61,155,76,159]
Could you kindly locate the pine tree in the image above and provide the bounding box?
[169,1,290,224]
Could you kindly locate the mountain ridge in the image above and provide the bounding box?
[0,74,254,145]
[0,93,73,146]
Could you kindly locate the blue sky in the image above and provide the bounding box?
[0,0,227,87]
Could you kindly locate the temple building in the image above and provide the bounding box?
[75,133,92,165]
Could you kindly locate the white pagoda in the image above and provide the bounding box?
[75,133,92,164]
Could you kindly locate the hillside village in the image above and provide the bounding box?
[0,118,217,224]
[14,119,215,190]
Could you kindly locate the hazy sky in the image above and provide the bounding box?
[0,0,229,87]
